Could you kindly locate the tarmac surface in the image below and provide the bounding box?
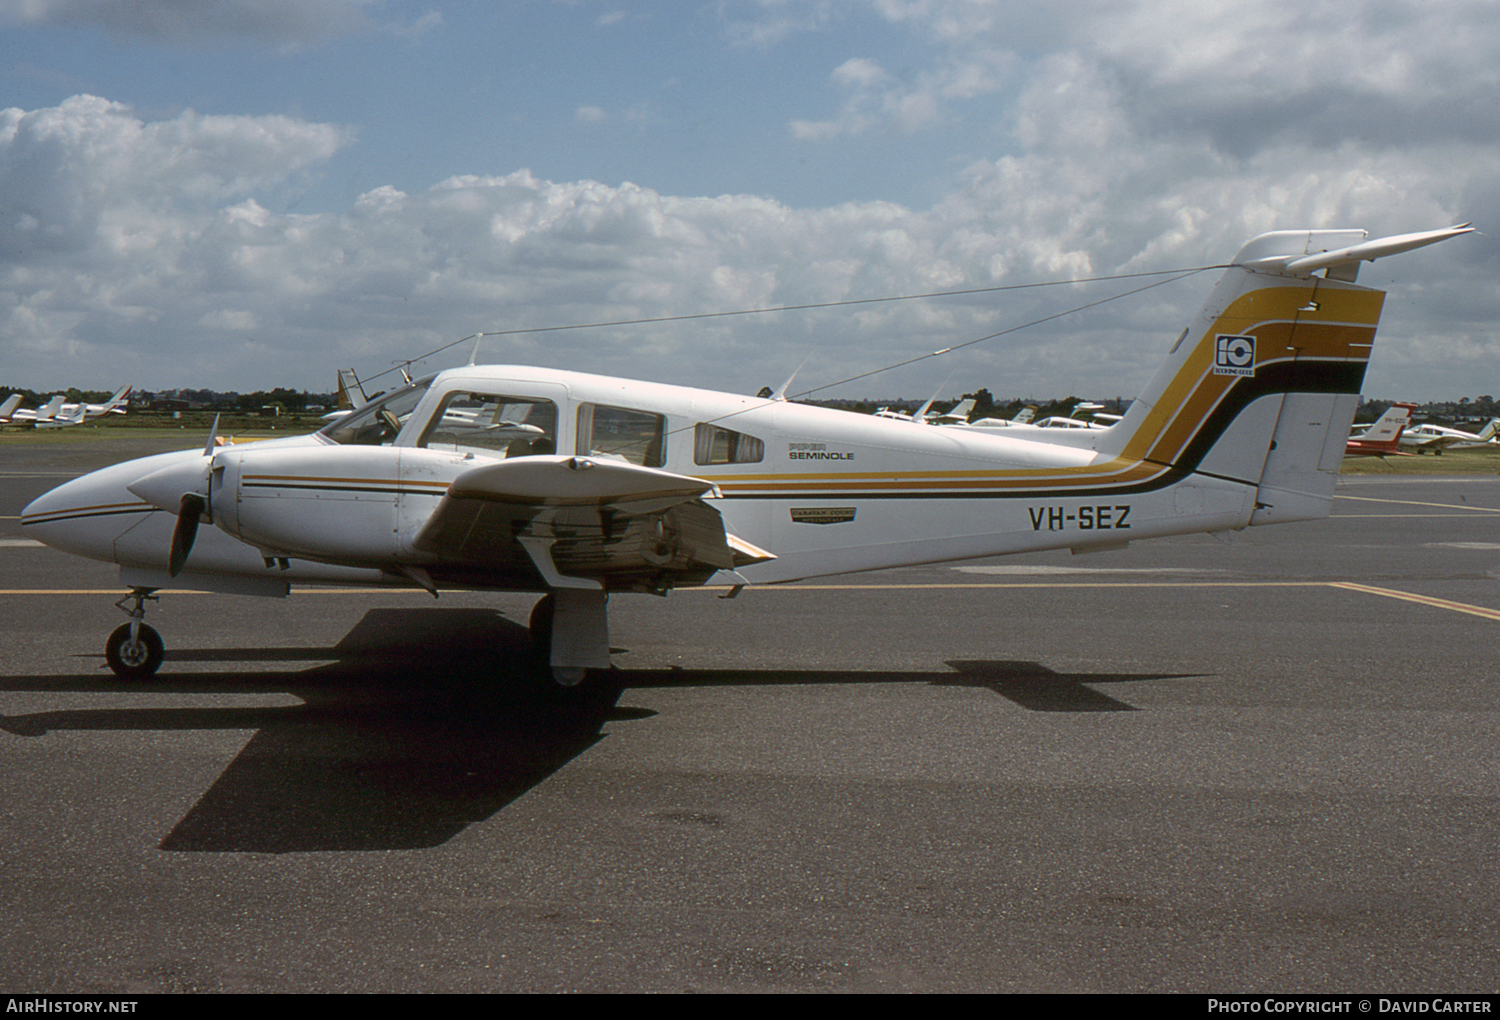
[2,435,1498,993]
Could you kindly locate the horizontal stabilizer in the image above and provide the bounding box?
[1242,224,1474,277]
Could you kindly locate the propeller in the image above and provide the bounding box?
[127,415,222,577]
[169,493,206,577]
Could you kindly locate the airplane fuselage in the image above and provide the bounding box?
[23,364,1254,597]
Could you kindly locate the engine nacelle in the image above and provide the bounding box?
[210,444,404,566]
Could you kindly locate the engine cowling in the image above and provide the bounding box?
[208,444,405,566]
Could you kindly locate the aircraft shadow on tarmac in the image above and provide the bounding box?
[0,608,1207,853]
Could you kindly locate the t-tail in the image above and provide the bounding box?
[1096,225,1473,525]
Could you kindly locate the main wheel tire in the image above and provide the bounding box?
[524,594,619,701]
[105,623,164,680]
[528,593,555,652]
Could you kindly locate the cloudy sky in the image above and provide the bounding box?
[2,0,1497,403]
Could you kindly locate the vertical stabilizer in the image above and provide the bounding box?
[1094,225,1472,526]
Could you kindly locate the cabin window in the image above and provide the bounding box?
[576,404,665,467]
[419,393,557,456]
[693,423,765,465]
[318,377,433,446]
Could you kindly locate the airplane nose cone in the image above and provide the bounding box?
[21,447,218,563]
[21,483,69,533]
[127,456,211,514]
[20,471,141,559]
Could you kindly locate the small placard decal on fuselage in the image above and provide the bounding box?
[791,507,857,525]
[788,442,855,462]
[1213,334,1256,377]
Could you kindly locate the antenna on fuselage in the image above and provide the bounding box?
[767,357,810,401]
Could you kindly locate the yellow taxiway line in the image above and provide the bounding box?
[1334,494,1500,514]
[1327,581,1500,623]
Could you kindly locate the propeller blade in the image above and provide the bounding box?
[169,493,206,577]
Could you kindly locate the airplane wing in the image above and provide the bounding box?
[410,455,772,593]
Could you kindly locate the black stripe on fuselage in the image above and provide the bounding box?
[1166,358,1366,474]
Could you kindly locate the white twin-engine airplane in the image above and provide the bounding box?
[22,225,1473,685]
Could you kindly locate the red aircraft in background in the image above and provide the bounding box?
[1344,402,1416,457]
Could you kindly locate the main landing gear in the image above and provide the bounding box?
[104,588,164,680]
[528,591,612,692]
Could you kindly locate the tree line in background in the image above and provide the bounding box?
[1354,395,1498,423]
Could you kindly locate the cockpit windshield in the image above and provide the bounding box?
[317,376,434,446]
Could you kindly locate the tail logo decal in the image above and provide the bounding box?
[1213,334,1256,377]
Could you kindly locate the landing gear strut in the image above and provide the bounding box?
[105,588,163,679]
[528,590,610,688]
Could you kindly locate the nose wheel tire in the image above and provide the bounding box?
[105,623,164,680]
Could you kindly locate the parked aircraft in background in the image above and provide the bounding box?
[1033,403,1115,430]
[954,400,1119,439]
[1,395,65,426]
[35,404,89,428]
[2,387,130,428]
[933,398,974,424]
[335,369,369,411]
[873,382,957,425]
[1399,418,1500,454]
[61,385,132,420]
[877,396,976,426]
[21,224,1475,687]
[322,370,375,422]
[951,404,1037,430]
[1344,402,1416,457]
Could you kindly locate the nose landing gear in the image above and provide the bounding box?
[105,588,164,680]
